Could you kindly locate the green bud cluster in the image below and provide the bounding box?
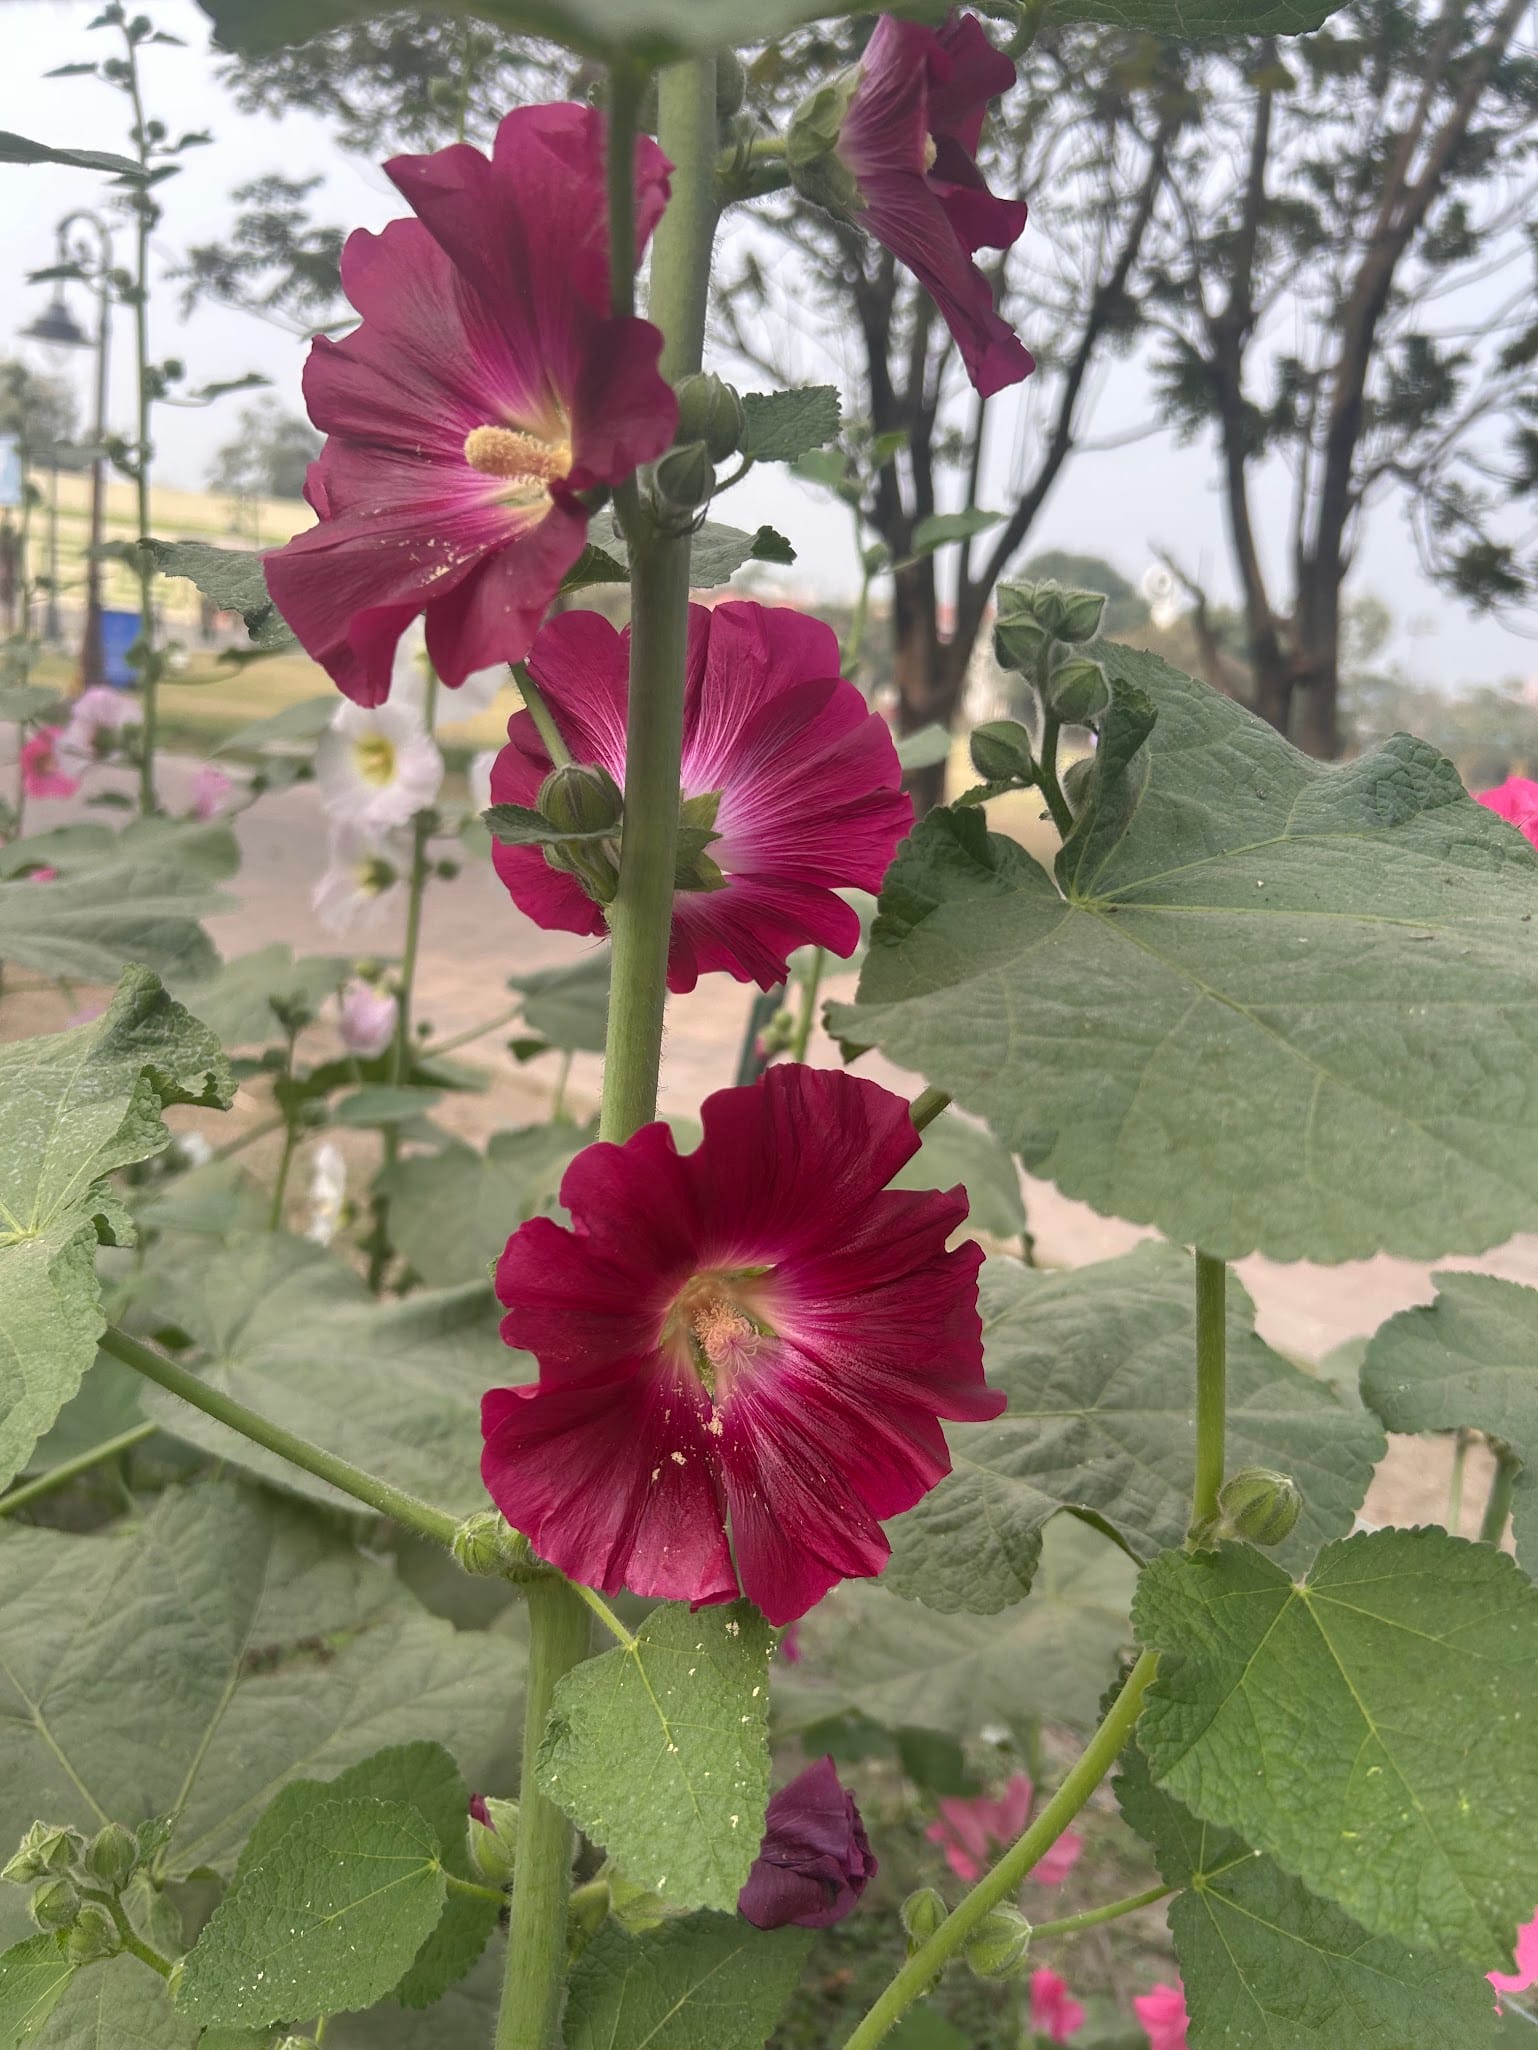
[82,1823,139,1892]
[964,1903,1032,1980]
[65,1904,121,1964]
[1045,652,1111,726]
[3,1822,85,1886]
[993,579,1111,730]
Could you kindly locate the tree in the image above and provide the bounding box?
[208,397,321,502]
[1148,0,1538,756]
[177,176,346,335]
[0,359,77,457]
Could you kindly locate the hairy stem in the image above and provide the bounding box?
[1031,1882,1174,1941]
[789,948,826,1062]
[910,1085,951,1134]
[99,1323,460,1547]
[1480,1443,1518,1547]
[1191,1251,1227,1532]
[124,28,158,817]
[0,1422,156,1517]
[1036,710,1074,840]
[841,1651,1159,2049]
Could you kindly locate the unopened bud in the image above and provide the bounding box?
[969,720,1035,785]
[467,1796,519,1888]
[715,49,746,119]
[786,77,863,217]
[4,1823,84,1885]
[1061,756,1096,815]
[1052,587,1108,644]
[452,1511,517,1578]
[30,1878,80,1931]
[675,373,744,463]
[65,1904,121,1964]
[82,1823,138,1891]
[1217,1468,1303,1547]
[964,1903,1032,1980]
[653,439,715,512]
[538,761,623,839]
[1044,655,1111,726]
[993,587,1055,675]
[900,1887,947,1952]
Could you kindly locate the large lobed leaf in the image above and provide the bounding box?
[0,819,236,983]
[564,1914,812,2050]
[834,642,1538,1263]
[146,539,294,650]
[884,1244,1383,1612]
[0,969,231,1493]
[377,1122,593,1289]
[1134,1527,1538,1970]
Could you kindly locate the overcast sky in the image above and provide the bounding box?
[4,0,1534,689]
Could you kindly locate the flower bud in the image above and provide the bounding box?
[900,1886,947,1952]
[964,1902,1032,1980]
[538,762,624,839]
[969,720,1036,786]
[82,1823,139,1891]
[715,49,746,120]
[786,77,862,218]
[675,373,745,464]
[30,1878,80,1931]
[653,439,715,512]
[1044,655,1111,726]
[1061,755,1096,816]
[65,1904,121,1964]
[4,1823,85,1885]
[1052,587,1108,645]
[1218,1468,1303,1547]
[452,1511,517,1578]
[466,1796,519,1888]
[992,587,1055,675]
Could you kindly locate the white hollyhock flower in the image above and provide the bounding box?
[317,701,444,832]
[392,618,508,725]
[304,1141,348,1246]
[312,822,408,934]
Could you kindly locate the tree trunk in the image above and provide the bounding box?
[890,560,955,815]
[1249,646,1292,737]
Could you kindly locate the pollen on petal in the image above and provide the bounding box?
[463,423,571,484]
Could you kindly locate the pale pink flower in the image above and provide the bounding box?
[1134,1981,1190,2050]
[19,728,80,799]
[337,977,399,1059]
[925,1773,1082,1886]
[59,684,135,768]
[24,865,57,883]
[1030,1965,1085,2043]
[191,763,235,820]
[1490,1908,1538,2001]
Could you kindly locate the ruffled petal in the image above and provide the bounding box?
[668,876,862,993]
[927,11,1018,159]
[524,609,632,774]
[423,496,589,681]
[495,1215,664,1378]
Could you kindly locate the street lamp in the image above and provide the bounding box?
[20,211,113,692]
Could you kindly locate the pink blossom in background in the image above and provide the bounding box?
[1490,1908,1538,2000]
[490,601,912,993]
[738,1757,876,1929]
[1476,775,1538,849]
[19,728,80,800]
[337,978,399,1059]
[1029,1965,1086,2043]
[925,1773,1083,1886]
[191,763,235,820]
[481,1064,1001,1625]
[779,1621,803,1665]
[23,865,57,883]
[1133,1981,1190,2050]
[59,684,135,768]
[265,105,678,706]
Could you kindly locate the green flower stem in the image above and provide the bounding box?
[513,665,573,770]
[420,1001,524,1062]
[1479,1443,1518,1546]
[789,948,826,1063]
[0,1422,156,1517]
[1447,1427,1472,1530]
[734,984,783,1085]
[649,60,719,383]
[445,1872,508,1907]
[606,60,645,321]
[570,1578,638,1650]
[267,1024,301,1232]
[495,1581,592,2050]
[98,1322,461,1548]
[81,1887,174,1978]
[1030,1882,1174,1942]
[1036,711,1074,840]
[841,1650,1159,2050]
[910,1085,951,1134]
[1191,1251,1227,1532]
[208,1111,286,1164]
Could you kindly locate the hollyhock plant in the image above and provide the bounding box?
[337,978,399,1059]
[317,700,444,831]
[264,104,678,706]
[312,822,408,934]
[1477,775,1538,850]
[190,763,234,821]
[481,1064,1001,1625]
[488,601,912,993]
[1030,1966,1086,2044]
[1490,1908,1538,2003]
[1134,1981,1190,2050]
[59,684,135,769]
[795,13,1032,396]
[19,728,80,800]
[926,1774,1083,1886]
[738,1756,876,1930]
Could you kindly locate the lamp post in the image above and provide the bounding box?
[21,211,113,693]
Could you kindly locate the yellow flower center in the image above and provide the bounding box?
[463,423,573,506]
[352,732,397,788]
[923,133,938,172]
[666,1270,774,1400]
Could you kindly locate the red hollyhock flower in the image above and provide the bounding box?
[738,1757,876,1929]
[481,1064,1000,1625]
[265,105,678,707]
[489,601,912,993]
[833,13,1032,397]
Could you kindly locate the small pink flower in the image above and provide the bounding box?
[829,14,1033,396]
[265,105,678,706]
[337,978,399,1059]
[23,865,57,883]
[59,684,135,768]
[20,728,80,800]
[738,1757,876,1929]
[481,1064,1001,1625]
[1476,775,1538,850]
[1030,1966,1086,2044]
[925,1773,1082,1886]
[1133,1981,1190,2050]
[490,601,912,994]
[1490,1908,1538,2000]
[191,763,235,820]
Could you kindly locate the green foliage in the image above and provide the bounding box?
[0,1935,75,2044]
[887,1112,1026,1241]
[564,1914,812,2050]
[739,387,840,464]
[884,1245,1381,1612]
[1057,0,1346,23]
[0,969,231,1493]
[213,696,336,756]
[834,644,1538,1262]
[1134,1529,1538,1968]
[26,1954,195,2050]
[0,823,236,982]
[538,1603,774,1913]
[377,1123,593,1288]
[509,953,610,1056]
[172,945,347,1048]
[908,509,1003,558]
[1362,1273,1538,1569]
[146,540,294,650]
[0,131,141,176]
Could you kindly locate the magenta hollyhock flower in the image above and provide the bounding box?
[925,1773,1083,1886]
[1477,775,1538,850]
[1030,1966,1086,2044]
[489,601,912,993]
[831,13,1032,396]
[20,728,81,800]
[1491,1908,1538,2001]
[738,1756,876,1930]
[1134,1982,1190,2050]
[481,1064,1000,1625]
[264,105,678,707]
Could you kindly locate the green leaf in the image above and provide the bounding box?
[0,969,231,1491]
[0,131,141,177]
[178,1796,446,2027]
[1115,1739,1496,2050]
[213,695,335,756]
[739,387,840,464]
[0,684,65,723]
[689,520,795,586]
[1133,1528,1538,1968]
[894,725,952,773]
[145,540,293,650]
[888,1112,1025,1240]
[884,1245,1382,1613]
[0,1479,511,1885]
[325,1941,504,2049]
[558,542,629,594]
[1057,0,1345,28]
[538,1602,773,1912]
[0,826,234,983]
[908,509,1003,556]
[832,642,1538,1262]
[783,1514,1135,1736]
[510,953,610,1055]
[564,1914,812,2050]
[28,1954,197,2050]
[331,1084,442,1127]
[171,945,347,1048]
[1361,1273,1538,1571]
[135,1234,508,1515]
[0,1937,74,2045]
[483,802,611,849]
[378,1123,594,1288]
